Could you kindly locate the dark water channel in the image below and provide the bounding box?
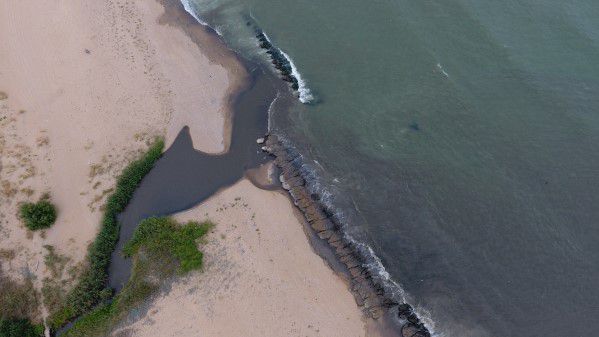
[108,68,280,291]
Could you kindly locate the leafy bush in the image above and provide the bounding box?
[0,319,43,337]
[19,199,57,230]
[62,217,212,337]
[49,139,164,330]
[123,217,213,273]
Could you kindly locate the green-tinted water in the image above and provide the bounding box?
[185,0,599,335]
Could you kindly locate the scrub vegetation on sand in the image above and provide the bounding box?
[0,319,43,337]
[62,217,213,337]
[49,138,164,330]
[0,275,44,337]
[19,196,57,231]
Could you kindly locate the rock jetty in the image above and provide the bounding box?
[255,31,300,92]
[261,134,431,337]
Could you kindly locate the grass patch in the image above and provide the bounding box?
[0,275,43,337]
[42,280,67,320]
[0,319,43,337]
[123,217,212,274]
[49,139,164,330]
[43,245,69,279]
[41,245,71,319]
[62,217,212,337]
[0,275,39,320]
[19,197,57,231]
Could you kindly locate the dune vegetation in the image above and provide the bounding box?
[0,275,43,337]
[19,196,57,231]
[62,217,213,337]
[48,138,164,331]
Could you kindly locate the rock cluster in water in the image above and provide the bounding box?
[261,134,431,337]
[255,31,300,92]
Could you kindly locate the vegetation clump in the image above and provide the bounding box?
[41,245,73,319]
[49,139,164,330]
[62,217,212,337]
[123,217,212,273]
[19,197,57,231]
[0,318,43,337]
[0,275,43,337]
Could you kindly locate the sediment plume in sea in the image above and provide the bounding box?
[261,134,432,337]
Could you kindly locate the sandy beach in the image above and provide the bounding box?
[112,179,375,337]
[0,0,239,324]
[0,0,380,335]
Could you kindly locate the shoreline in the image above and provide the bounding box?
[110,0,402,336]
[113,179,376,337]
[261,136,431,337]
[158,1,432,334]
[132,0,420,336]
[2,0,422,336]
[156,0,251,153]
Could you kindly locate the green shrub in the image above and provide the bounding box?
[49,138,164,330]
[19,200,57,230]
[62,217,212,337]
[0,319,43,337]
[123,217,213,273]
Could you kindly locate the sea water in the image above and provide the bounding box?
[184,0,599,335]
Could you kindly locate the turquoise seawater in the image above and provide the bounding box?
[184,0,599,335]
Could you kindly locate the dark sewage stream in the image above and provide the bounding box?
[108,67,282,291]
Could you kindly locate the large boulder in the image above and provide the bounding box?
[317,230,333,240]
[311,218,334,232]
[401,323,419,337]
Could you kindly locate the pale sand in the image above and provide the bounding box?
[1,0,378,335]
[0,0,240,321]
[112,179,374,337]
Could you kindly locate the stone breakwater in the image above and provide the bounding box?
[256,30,299,91]
[255,30,314,104]
[260,134,431,337]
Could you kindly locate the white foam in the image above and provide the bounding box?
[360,241,437,335]
[179,0,207,25]
[179,0,224,36]
[280,50,315,103]
[259,32,314,104]
[437,63,449,78]
[281,135,438,335]
[266,93,281,132]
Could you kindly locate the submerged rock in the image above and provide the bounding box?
[398,303,413,318]
[402,323,419,337]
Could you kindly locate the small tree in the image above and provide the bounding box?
[19,198,57,231]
